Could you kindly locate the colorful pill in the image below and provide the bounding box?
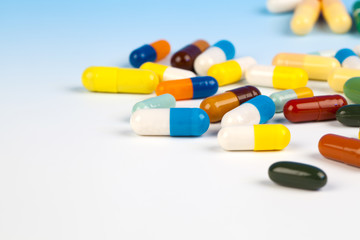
[268,161,327,191]
[140,62,196,81]
[335,48,360,69]
[319,134,360,167]
[309,50,336,58]
[221,95,275,127]
[132,94,176,113]
[266,0,302,13]
[354,1,360,33]
[129,40,171,68]
[336,105,360,127]
[322,0,352,34]
[130,108,209,136]
[344,77,360,103]
[82,67,159,94]
[245,65,308,89]
[272,53,340,81]
[284,95,348,123]
[200,86,261,123]
[207,57,257,86]
[290,0,320,35]
[194,40,235,76]
[218,124,291,151]
[270,87,314,113]
[155,76,218,100]
[328,68,360,92]
[170,40,210,71]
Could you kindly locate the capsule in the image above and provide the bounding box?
[354,45,360,56]
[245,65,308,89]
[130,108,210,136]
[194,40,235,76]
[290,0,320,35]
[270,87,314,113]
[129,40,171,68]
[268,161,327,190]
[82,67,159,94]
[132,94,176,113]
[272,53,340,81]
[344,77,360,103]
[218,124,291,151]
[328,68,360,92]
[200,86,261,123]
[354,1,360,33]
[319,134,360,167]
[170,40,210,71]
[155,76,218,100]
[336,105,360,127]
[322,0,352,34]
[140,62,196,81]
[207,57,257,86]
[284,95,348,123]
[266,0,302,13]
[335,48,360,69]
[221,95,275,127]
[309,50,336,58]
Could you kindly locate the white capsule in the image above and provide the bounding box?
[235,57,257,79]
[267,0,302,13]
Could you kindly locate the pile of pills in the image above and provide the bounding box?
[82,36,360,190]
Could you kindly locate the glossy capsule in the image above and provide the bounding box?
[155,76,218,100]
[335,48,360,69]
[268,161,327,190]
[354,1,360,33]
[132,94,176,113]
[170,40,210,71]
[270,87,314,113]
[129,40,171,68]
[130,108,210,136]
[82,67,159,94]
[140,62,196,81]
[322,0,352,34]
[194,40,235,76]
[200,86,261,123]
[207,57,257,86]
[221,95,275,127]
[218,124,291,151]
[272,53,340,81]
[336,105,360,127]
[246,65,308,89]
[319,134,360,167]
[266,0,302,13]
[309,50,336,58]
[284,95,348,123]
[290,0,320,35]
[328,68,360,92]
[344,77,360,103]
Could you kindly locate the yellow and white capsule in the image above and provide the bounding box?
[328,68,360,92]
[218,124,291,151]
[207,57,257,86]
[291,0,321,35]
[140,62,196,81]
[82,67,159,94]
[245,65,308,89]
[322,0,352,34]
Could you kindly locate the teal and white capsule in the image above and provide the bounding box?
[335,48,360,69]
[269,87,314,113]
[132,94,176,113]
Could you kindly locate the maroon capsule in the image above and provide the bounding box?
[283,95,347,123]
[170,40,210,71]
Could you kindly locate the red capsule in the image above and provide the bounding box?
[283,95,347,123]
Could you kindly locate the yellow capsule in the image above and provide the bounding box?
[140,62,196,81]
[328,67,360,92]
[82,67,159,94]
[272,53,340,81]
[322,0,352,34]
[291,0,321,35]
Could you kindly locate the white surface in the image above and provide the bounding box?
[218,126,255,150]
[221,103,261,127]
[194,47,227,76]
[163,66,196,81]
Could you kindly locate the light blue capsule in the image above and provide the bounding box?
[270,89,298,113]
[132,94,176,113]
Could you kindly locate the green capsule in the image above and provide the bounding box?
[336,105,360,127]
[353,1,360,33]
[344,77,360,104]
[268,161,327,191]
[132,94,176,113]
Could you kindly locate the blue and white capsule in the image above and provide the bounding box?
[194,40,236,76]
[130,108,210,136]
[335,48,360,69]
[221,95,276,127]
[132,94,176,113]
